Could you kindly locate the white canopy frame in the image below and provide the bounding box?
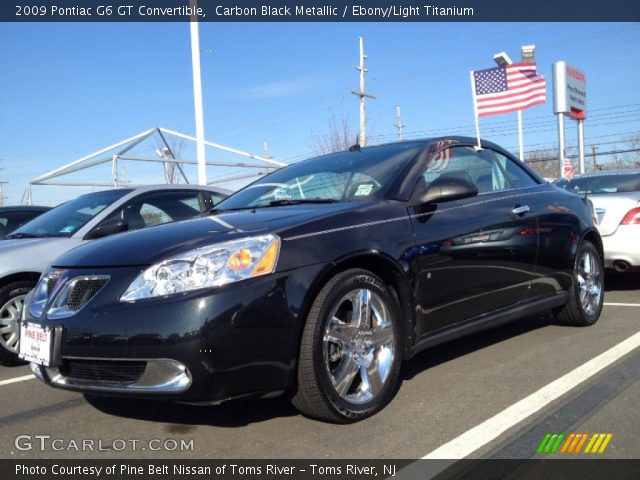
[22,127,286,204]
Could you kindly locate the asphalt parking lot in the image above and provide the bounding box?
[1,272,638,461]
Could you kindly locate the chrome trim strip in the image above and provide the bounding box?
[284,186,548,242]
[42,357,191,394]
[47,275,110,320]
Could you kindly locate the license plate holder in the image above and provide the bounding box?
[19,322,53,366]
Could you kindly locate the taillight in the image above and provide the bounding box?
[620,207,640,225]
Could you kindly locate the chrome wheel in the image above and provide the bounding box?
[577,250,603,317]
[323,288,395,405]
[0,294,25,354]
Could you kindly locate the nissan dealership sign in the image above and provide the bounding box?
[552,61,587,118]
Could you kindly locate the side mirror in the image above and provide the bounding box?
[85,219,128,240]
[420,177,478,205]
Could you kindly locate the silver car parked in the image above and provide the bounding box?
[557,169,640,272]
[0,184,230,364]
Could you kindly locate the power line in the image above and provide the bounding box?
[526,147,640,163]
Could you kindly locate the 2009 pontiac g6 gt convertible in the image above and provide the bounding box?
[21,138,604,423]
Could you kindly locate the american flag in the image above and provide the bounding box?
[473,62,546,117]
[563,159,574,179]
[429,140,456,172]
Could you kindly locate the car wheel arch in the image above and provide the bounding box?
[0,271,41,290]
[581,228,604,262]
[291,252,416,374]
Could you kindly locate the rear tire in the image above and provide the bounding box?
[291,269,403,423]
[554,240,604,326]
[0,281,35,365]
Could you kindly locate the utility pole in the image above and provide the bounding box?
[0,159,4,207]
[395,106,405,141]
[351,36,376,146]
[591,145,599,171]
[263,140,273,174]
[263,140,271,161]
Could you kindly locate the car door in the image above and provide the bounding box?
[409,144,540,336]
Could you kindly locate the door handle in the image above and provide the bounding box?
[512,205,530,216]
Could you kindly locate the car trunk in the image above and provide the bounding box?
[589,193,640,236]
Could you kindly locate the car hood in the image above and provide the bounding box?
[0,237,80,274]
[53,203,360,268]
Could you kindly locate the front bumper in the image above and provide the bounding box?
[31,357,191,394]
[23,263,324,402]
[602,225,640,268]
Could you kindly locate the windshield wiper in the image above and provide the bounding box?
[4,232,45,239]
[266,199,338,207]
[209,206,257,214]
[210,198,338,214]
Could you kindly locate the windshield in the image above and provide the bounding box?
[558,173,640,195]
[216,143,424,210]
[8,189,131,238]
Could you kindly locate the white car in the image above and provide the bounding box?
[0,184,230,364]
[557,169,639,272]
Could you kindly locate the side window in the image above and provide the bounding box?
[0,211,41,233]
[421,146,506,194]
[180,195,202,212]
[198,191,226,214]
[419,146,537,196]
[99,191,203,233]
[209,194,225,206]
[492,151,538,189]
[139,203,172,227]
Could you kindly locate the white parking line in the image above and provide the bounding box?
[604,302,640,307]
[422,329,640,460]
[0,374,34,387]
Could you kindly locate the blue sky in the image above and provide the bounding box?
[1,22,639,205]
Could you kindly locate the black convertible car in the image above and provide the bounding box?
[21,138,604,423]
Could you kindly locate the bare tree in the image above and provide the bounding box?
[525,148,560,179]
[312,114,357,155]
[624,134,640,167]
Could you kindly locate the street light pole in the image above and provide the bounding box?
[493,46,536,162]
[189,0,207,185]
[493,51,525,159]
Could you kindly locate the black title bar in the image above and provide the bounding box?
[2,459,640,480]
[3,0,640,22]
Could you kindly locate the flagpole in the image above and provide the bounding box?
[470,70,481,149]
[517,110,524,160]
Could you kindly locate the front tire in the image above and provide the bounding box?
[292,269,403,423]
[0,281,35,365]
[554,240,604,326]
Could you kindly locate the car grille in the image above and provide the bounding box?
[59,359,147,386]
[65,278,108,311]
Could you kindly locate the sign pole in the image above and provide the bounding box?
[577,118,586,174]
[553,61,586,179]
[557,113,566,179]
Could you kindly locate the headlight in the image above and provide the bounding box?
[120,234,280,301]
